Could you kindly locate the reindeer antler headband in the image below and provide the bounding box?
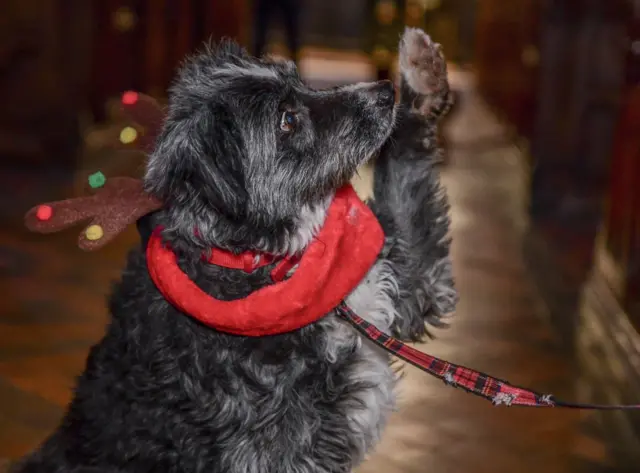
[24,92,165,250]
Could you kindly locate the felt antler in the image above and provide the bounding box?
[116,91,167,153]
[24,177,162,251]
[24,91,166,251]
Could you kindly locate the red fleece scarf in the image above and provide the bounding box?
[146,184,384,336]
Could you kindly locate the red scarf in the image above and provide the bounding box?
[146,184,384,336]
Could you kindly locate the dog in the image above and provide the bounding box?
[13,28,456,473]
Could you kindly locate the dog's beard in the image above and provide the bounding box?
[157,190,334,257]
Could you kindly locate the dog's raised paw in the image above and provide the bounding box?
[399,28,447,97]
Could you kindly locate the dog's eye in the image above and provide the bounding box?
[280,111,297,132]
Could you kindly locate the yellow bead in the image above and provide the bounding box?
[119,126,138,144]
[85,224,104,241]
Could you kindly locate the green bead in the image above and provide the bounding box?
[88,171,106,189]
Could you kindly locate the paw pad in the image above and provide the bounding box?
[399,28,447,96]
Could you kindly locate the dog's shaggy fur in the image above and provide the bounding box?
[14,28,456,473]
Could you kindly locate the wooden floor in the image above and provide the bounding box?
[0,73,623,471]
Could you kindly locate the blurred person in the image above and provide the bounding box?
[252,0,302,64]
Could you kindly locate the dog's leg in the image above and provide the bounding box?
[370,28,457,341]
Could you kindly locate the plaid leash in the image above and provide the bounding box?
[337,303,640,410]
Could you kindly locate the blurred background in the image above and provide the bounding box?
[0,0,639,472]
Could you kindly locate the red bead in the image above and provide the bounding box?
[121,91,139,105]
[36,205,53,221]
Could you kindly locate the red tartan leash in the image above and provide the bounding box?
[336,303,640,410]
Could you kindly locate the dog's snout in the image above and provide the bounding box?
[366,80,395,107]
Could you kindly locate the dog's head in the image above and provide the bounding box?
[145,41,395,254]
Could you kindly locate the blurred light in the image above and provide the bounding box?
[112,7,136,32]
[376,1,396,25]
[421,0,441,10]
[521,45,540,68]
[119,127,138,144]
[373,47,391,66]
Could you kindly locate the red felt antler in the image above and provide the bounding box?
[24,91,166,251]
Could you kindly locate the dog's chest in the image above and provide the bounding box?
[345,256,399,334]
[328,255,400,461]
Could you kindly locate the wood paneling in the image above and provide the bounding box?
[170,0,197,75]
[89,0,248,120]
[141,0,168,97]
[474,0,541,139]
[90,0,144,120]
[602,8,640,328]
[521,0,630,252]
[204,0,249,48]
[0,0,90,169]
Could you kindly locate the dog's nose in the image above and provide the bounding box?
[370,80,395,107]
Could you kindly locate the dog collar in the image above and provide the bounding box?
[146,184,385,336]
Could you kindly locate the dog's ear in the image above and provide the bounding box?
[145,102,248,220]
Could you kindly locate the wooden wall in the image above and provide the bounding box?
[602,9,640,329]
[516,3,639,453]
[530,0,629,221]
[487,0,634,345]
[298,0,369,50]
[0,0,249,171]
[90,0,249,120]
[474,0,542,139]
[573,7,640,453]
[477,1,630,290]
[0,0,91,170]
